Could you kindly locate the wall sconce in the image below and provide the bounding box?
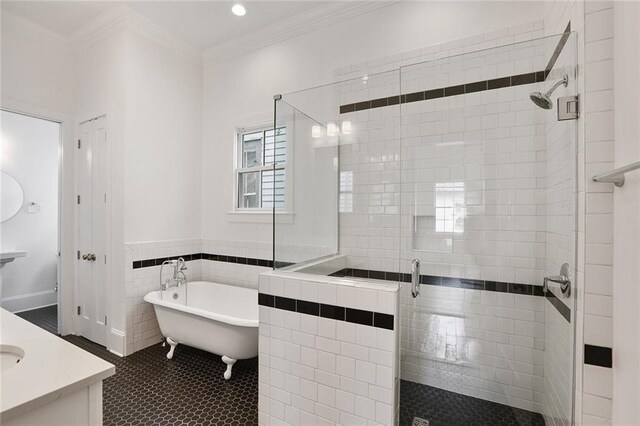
[341,121,352,135]
[327,122,339,137]
[311,125,322,138]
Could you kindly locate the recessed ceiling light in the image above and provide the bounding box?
[232,4,246,16]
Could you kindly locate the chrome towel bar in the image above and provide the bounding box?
[592,161,640,187]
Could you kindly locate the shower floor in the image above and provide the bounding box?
[13,306,258,425]
[400,380,545,426]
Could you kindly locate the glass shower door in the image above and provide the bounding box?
[398,34,577,426]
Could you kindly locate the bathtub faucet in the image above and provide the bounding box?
[174,258,188,287]
[159,258,188,290]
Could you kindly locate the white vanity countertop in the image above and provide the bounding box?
[0,309,115,420]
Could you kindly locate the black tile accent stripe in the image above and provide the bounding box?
[584,344,613,368]
[259,292,393,330]
[340,23,572,115]
[333,267,573,323]
[545,289,571,323]
[132,253,294,270]
[331,268,544,297]
[346,308,373,326]
[275,296,296,312]
[339,71,545,114]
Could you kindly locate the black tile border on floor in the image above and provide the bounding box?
[258,292,394,330]
[339,22,573,115]
[584,344,613,368]
[132,253,294,270]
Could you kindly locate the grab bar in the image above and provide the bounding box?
[592,161,640,187]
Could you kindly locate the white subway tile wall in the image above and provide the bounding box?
[545,0,615,424]
[333,20,580,417]
[125,239,202,355]
[258,272,400,426]
[400,282,546,413]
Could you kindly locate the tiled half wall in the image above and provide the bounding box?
[257,271,400,426]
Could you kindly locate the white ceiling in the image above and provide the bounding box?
[1,1,330,49]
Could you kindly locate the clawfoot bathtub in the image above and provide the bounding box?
[144,281,258,379]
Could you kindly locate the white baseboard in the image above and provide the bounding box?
[108,328,125,357]
[2,290,57,313]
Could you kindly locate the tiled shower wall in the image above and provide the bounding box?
[545,1,616,424]
[542,28,576,426]
[333,20,577,416]
[336,21,549,286]
[401,283,546,413]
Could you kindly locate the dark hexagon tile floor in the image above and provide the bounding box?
[16,306,258,426]
[15,304,58,334]
[400,380,546,426]
[18,306,546,426]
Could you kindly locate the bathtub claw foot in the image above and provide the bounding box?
[166,337,178,359]
[222,356,236,380]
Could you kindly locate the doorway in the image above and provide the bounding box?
[0,110,61,333]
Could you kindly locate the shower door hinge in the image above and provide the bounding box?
[77,195,81,204]
[557,95,579,121]
[77,306,81,315]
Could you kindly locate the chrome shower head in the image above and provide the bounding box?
[529,74,568,110]
[529,92,553,109]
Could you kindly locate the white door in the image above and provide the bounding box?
[76,116,109,346]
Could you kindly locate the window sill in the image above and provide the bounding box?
[226,211,294,224]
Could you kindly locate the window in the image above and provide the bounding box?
[236,126,286,210]
[435,182,465,233]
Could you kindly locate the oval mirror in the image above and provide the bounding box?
[1,171,24,222]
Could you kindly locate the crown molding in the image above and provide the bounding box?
[202,1,400,68]
[68,5,201,66]
[1,10,70,52]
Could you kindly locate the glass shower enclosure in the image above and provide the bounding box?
[272,32,577,426]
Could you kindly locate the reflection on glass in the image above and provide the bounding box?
[435,182,465,233]
[262,169,286,209]
[339,171,353,213]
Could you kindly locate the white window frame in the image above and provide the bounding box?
[232,124,293,220]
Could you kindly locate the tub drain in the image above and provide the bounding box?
[412,417,429,426]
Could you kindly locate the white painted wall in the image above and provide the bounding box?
[123,30,202,243]
[613,1,640,423]
[201,1,544,244]
[0,111,59,312]
[1,12,76,334]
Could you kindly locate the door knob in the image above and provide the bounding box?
[88,254,96,261]
[82,254,88,260]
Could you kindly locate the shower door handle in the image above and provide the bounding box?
[411,259,420,298]
[543,263,571,297]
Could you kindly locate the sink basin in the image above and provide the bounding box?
[0,251,27,267]
[1,344,25,372]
